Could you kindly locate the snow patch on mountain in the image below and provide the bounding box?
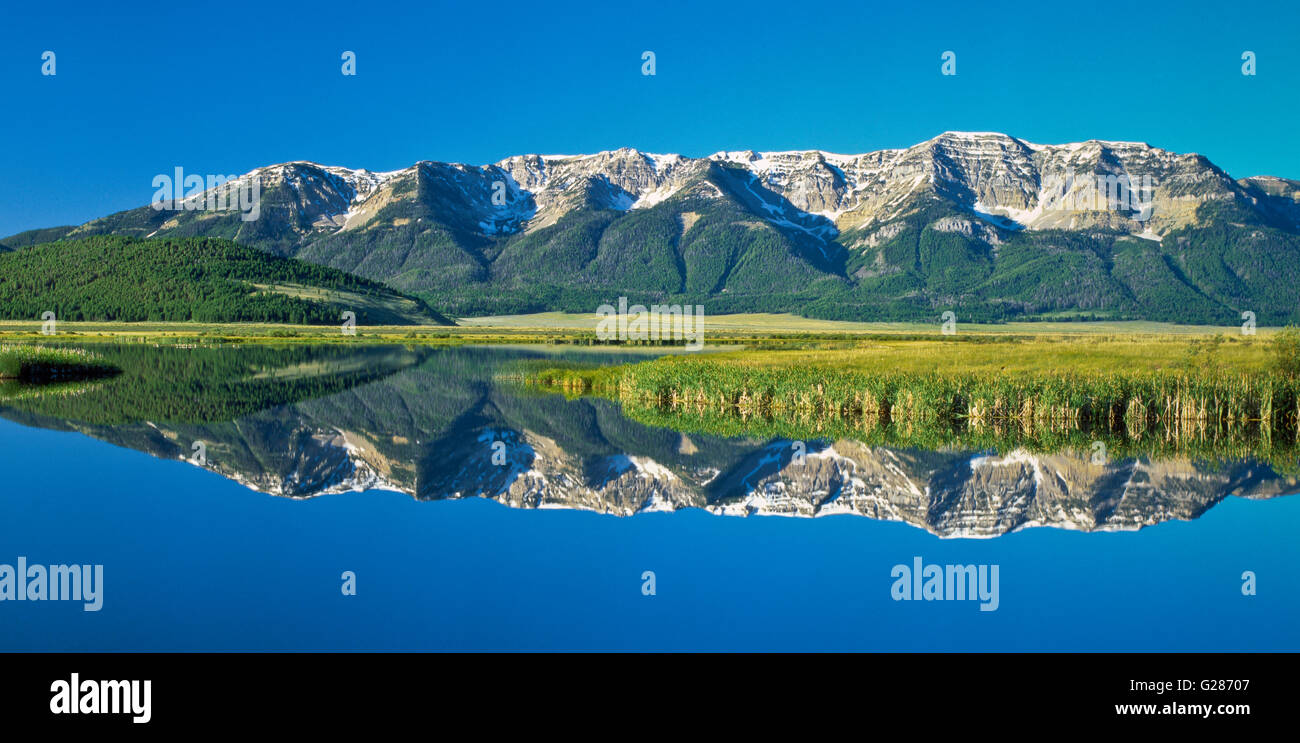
[178,132,1285,243]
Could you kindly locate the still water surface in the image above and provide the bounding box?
[0,344,1295,650]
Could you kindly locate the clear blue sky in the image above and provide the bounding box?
[2,0,1297,237]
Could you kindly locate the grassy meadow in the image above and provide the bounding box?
[0,312,1276,347]
[460,311,1256,336]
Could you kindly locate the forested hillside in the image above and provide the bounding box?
[0,236,452,325]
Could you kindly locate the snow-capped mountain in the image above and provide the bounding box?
[7,132,1300,324]
[157,131,1291,242]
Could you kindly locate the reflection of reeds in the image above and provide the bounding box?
[0,379,107,401]
[524,360,1300,472]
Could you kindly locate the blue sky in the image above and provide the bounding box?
[2,0,1297,237]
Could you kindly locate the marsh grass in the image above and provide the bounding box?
[513,361,625,397]
[0,344,118,382]
[520,335,1300,471]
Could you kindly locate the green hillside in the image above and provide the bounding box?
[0,235,453,325]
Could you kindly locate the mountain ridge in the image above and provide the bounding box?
[7,132,1300,324]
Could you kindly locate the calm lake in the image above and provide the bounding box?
[1,344,1296,650]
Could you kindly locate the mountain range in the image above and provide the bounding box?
[6,131,1300,324]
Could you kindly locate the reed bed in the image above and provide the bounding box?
[522,354,1300,471]
[0,344,118,382]
[616,358,1300,435]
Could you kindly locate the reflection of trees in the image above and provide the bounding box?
[0,344,428,425]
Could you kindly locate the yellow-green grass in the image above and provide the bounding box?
[525,334,1275,383]
[521,333,1300,467]
[460,312,1262,337]
[0,344,117,381]
[656,335,1275,376]
[0,317,1279,349]
[249,283,440,325]
[0,321,490,345]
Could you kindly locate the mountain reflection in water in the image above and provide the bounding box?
[0,344,1294,538]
